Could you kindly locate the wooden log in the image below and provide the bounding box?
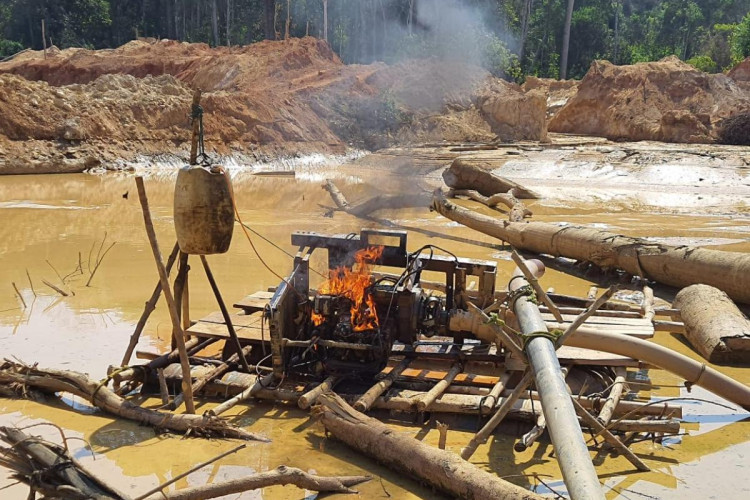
[354,357,411,412]
[1,426,126,500]
[597,367,627,426]
[653,320,686,333]
[415,363,462,412]
[299,376,339,409]
[511,249,563,321]
[442,158,540,199]
[674,284,750,364]
[515,413,546,452]
[207,372,277,417]
[121,242,180,367]
[431,189,750,304]
[0,360,268,441]
[436,421,449,450]
[314,393,543,500]
[448,188,532,222]
[461,370,533,460]
[571,398,650,472]
[642,286,655,321]
[171,346,253,410]
[136,177,196,414]
[481,372,511,413]
[152,466,370,499]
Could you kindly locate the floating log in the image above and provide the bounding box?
[674,284,750,364]
[431,189,750,304]
[314,393,543,500]
[442,158,541,199]
[0,360,268,441]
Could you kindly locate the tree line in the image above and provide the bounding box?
[1,1,749,80]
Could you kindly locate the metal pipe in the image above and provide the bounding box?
[510,259,604,500]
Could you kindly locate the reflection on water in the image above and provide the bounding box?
[1,152,750,499]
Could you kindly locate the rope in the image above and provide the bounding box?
[191,103,210,166]
[507,284,536,310]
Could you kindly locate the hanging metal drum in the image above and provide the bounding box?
[174,165,234,255]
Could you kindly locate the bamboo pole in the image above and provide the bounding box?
[431,189,750,304]
[135,177,195,414]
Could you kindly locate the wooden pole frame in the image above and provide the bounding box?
[135,177,196,414]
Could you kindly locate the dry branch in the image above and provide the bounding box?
[442,158,540,199]
[431,189,750,304]
[150,465,369,500]
[322,180,430,217]
[314,393,543,500]
[0,360,268,441]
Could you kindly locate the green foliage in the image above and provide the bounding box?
[687,54,718,72]
[0,0,748,81]
[0,39,23,58]
[482,32,522,82]
[731,13,750,64]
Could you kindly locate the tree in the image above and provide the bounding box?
[560,0,575,79]
[264,0,275,40]
[731,12,750,64]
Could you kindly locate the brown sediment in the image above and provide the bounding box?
[1,145,750,499]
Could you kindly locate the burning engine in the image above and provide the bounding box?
[266,230,498,380]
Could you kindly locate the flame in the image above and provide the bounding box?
[312,246,384,331]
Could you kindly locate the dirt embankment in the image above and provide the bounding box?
[549,56,750,143]
[0,37,545,174]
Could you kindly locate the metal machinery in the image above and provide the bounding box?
[265,229,498,380]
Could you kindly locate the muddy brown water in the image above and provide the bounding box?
[1,144,750,499]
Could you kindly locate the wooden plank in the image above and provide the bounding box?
[505,346,638,371]
[544,320,653,338]
[539,306,644,319]
[540,312,652,326]
[186,320,268,343]
[233,291,276,311]
[199,310,264,328]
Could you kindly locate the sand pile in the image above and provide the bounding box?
[549,57,750,143]
[0,37,550,173]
